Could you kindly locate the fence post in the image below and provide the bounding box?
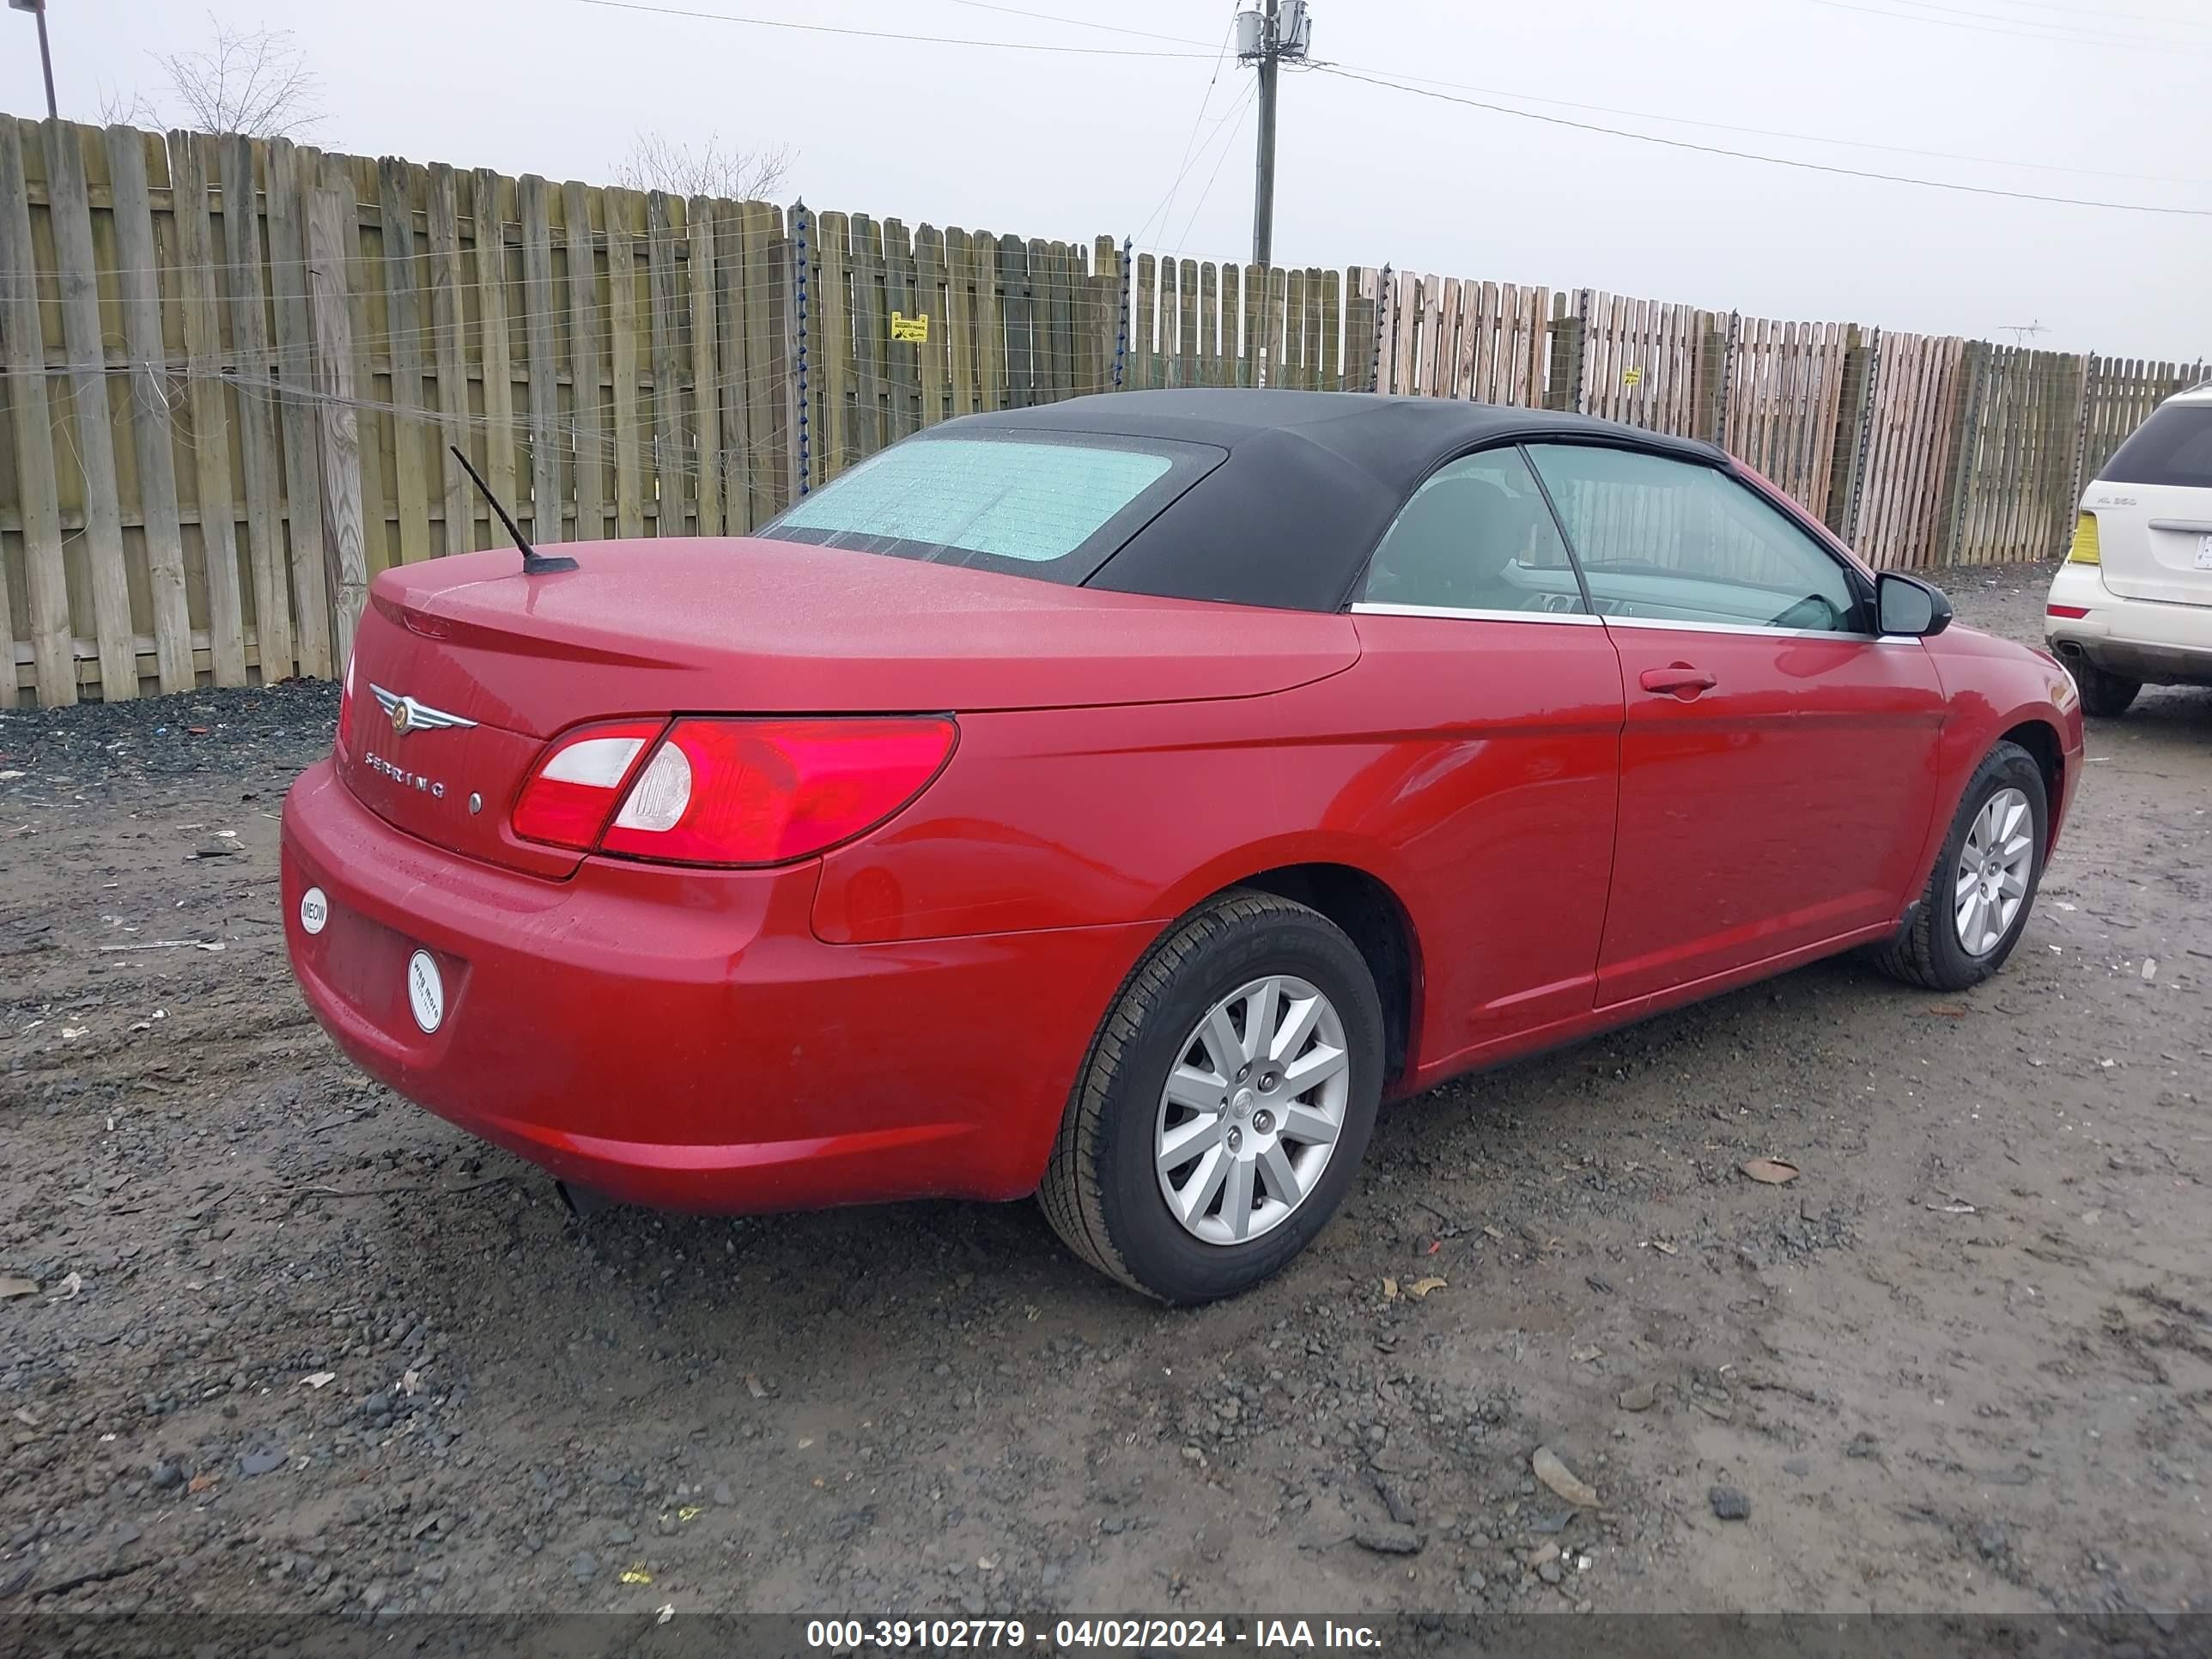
[269,140,333,671]
[1340,267,1373,393]
[1934,340,1987,566]
[1695,310,1735,447]
[306,185,367,666]
[1001,234,1036,408]
[1368,265,1392,393]
[0,118,67,706]
[1823,325,1875,539]
[792,201,811,497]
[106,125,195,696]
[1113,235,1132,390]
[1691,312,1716,443]
[1545,290,1587,413]
[46,121,137,700]
[2063,352,2094,516]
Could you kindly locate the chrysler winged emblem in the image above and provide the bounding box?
[370,684,477,737]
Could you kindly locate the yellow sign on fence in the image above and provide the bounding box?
[890,311,929,343]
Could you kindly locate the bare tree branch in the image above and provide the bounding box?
[96,83,162,128]
[158,15,325,139]
[613,131,793,204]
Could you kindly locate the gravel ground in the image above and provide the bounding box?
[2,560,2209,1631]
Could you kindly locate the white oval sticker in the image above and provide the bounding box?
[406,949,445,1034]
[298,886,328,936]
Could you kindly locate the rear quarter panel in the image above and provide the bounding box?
[811,623,1627,1079]
[810,666,1408,945]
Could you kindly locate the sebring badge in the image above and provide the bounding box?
[364,750,448,798]
[370,684,477,737]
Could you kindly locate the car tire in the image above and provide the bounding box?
[1870,739,2049,994]
[2071,659,2140,718]
[1037,890,1384,1305]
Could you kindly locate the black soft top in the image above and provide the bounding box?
[938,389,1728,611]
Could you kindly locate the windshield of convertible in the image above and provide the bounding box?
[756,431,1221,582]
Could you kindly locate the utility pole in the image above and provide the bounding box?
[1238,1,1310,270]
[1251,0,1279,270]
[9,0,58,120]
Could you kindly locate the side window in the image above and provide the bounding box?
[1359,447,1584,615]
[1523,444,1863,633]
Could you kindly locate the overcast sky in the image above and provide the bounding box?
[9,0,2208,359]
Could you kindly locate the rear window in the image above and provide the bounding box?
[756,431,1221,582]
[2101,402,2212,490]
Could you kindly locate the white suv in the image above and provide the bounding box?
[2045,381,2212,716]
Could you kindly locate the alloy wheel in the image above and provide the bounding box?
[1153,975,1351,1246]
[1954,786,2034,957]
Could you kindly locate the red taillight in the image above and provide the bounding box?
[597,716,956,866]
[2047,604,2090,619]
[511,720,666,849]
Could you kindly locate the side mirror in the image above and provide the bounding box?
[1876,571,1953,637]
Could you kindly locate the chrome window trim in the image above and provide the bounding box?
[1346,602,1931,644]
[1596,613,1880,641]
[1606,614,1929,646]
[1349,601,1604,626]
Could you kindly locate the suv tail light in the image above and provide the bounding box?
[514,716,956,866]
[2067,512,2100,564]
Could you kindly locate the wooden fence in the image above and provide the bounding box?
[1125,255,1351,393]
[0,115,2203,707]
[1353,270,2198,570]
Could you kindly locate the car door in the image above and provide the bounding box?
[1345,446,1626,1065]
[1522,441,1947,1008]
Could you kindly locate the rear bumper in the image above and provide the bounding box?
[2045,562,2212,685]
[280,761,1152,1211]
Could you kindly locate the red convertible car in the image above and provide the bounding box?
[283,390,2081,1303]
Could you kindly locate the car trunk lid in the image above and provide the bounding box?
[335,538,1360,876]
[336,603,592,878]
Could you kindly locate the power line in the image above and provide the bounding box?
[570,0,1215,56]
[1133,7,1241,247]
[931,0,1216,47]
[1869,0,2201,36]
[956,0,2207,186]
[1170,82,1260,256]
[936,0,2209,174]
[1968,0,2212,27]
[1319,60,2212,186]
[1797,0,2212,53]
[1850,0,2209,41]
[1310,62,2212,217]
